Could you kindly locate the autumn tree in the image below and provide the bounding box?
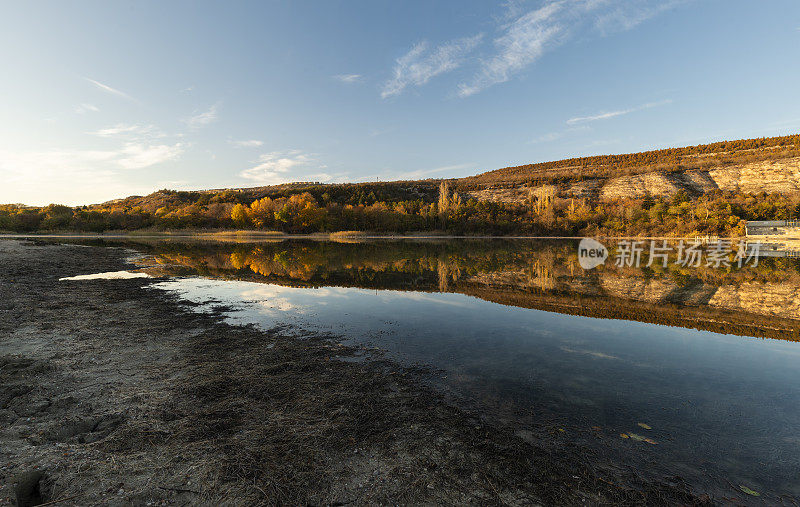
[274,192,326,232]
[438,181,462,215]
[249,197,277,228]
[532,185,556,215]
[230,203,251,227]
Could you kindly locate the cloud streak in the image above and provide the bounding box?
[184,104,219,129]
[84,77,134,100]
[334,74,362,83]
[230,139,264,148]
[91,123,165,141]
[384,0,689,98]
[74,103,99,114]
[594,0,689,35]
[566,99,672,124]
[0,142,184,205]
[381,34,483,98]
[240,150,330,184]
[458,2,565,97]
[116,143,184,169]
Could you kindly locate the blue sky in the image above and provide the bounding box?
[1,0,799,206]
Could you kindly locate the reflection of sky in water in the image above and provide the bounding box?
[152,277,800,498]
[60,270,150,281]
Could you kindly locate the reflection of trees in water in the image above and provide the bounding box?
[95,237,800,341]
[149,240,546,289]
[530,260,555,291]
[528,250,556,291]
[437,258,462,292]
[230,246,325,281]
[142,239,800,291]
[131,239,800,336]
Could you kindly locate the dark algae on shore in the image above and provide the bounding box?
[0,238,713,505]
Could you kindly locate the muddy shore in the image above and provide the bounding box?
[0,239,705,505]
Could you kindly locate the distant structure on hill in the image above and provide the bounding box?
[746,220,800,238]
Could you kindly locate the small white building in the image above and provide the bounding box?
[745,220,800,238]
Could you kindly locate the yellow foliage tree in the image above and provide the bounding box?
[230,203,250,227]
[249,197,276,228]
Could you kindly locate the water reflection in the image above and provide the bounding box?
[50,237,800,498]
[59,270,150,281]
[151,275,800,499]
[118,238,800,341]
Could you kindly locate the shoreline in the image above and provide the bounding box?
[0,231,756,241]
[0,239,706,504]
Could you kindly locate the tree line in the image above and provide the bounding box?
[3,183,800,237]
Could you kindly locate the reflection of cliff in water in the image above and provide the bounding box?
[108,238,800,341]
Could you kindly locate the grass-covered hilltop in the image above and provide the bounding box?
[4,134,800,236]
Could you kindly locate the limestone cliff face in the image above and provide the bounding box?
[562,179,603,198]
[682,169,720,193]
[708,282,800,320]
[599,275,800,321]
[468,156,800,202]
[465,266,800,322]
[599,276,668,303]
[599,173,683,200]
[708,157,800,193]
[467,187,531,204]
[548,271,800,321]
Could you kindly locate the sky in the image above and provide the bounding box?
[1,0,799,206]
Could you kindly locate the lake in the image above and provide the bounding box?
[53,236,800,499]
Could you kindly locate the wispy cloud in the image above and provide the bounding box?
[74,103,99,114]
[2,143,183,174]
[84,77,134,100]
[532,131,566,144]
[369,127,392,137]
[240,150,330,184]
[91,123,165,141]
[374,0,689,98]
[88,124,181,168]
[229,139,263,148]
[0,142,184,205]
[116,143,184,169]
[566,99,672,125]
[334,74,362,83]
[458,2,565,97]
[1,149,126,205]
[184,104,219,129]
[381,34,483,98]
[594,0,689,35]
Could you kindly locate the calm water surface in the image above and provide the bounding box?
[65,238,800,498]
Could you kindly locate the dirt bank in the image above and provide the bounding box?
[0,239,705,505]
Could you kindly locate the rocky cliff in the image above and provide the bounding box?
[467,156,800,203]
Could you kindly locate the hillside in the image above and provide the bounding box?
[47,134,793,212]
[2,133,800,236]
[464,134,800,183]
[81,134,800,212]
[459,134,800,203]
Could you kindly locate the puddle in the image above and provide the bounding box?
[59,270,151,281]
